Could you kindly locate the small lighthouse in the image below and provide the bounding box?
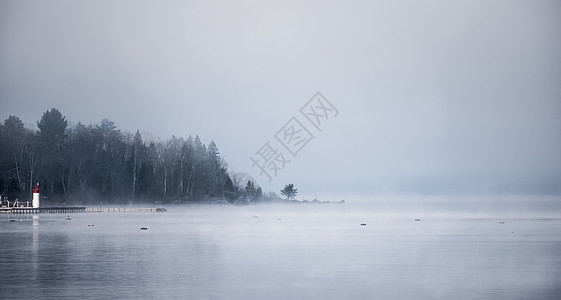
[32,183,40,208]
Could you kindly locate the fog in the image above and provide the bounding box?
[338,195,561,219]
[2,201,561,299]
[1,0,560,195]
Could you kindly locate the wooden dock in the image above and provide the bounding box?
[85,207,167,212]
[1,207,166,214]
[0,207,86,214]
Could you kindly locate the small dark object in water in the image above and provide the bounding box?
[360,223,366,226]
[140,227,148,230]
[499,221,505,224]
[66,215,71,220]
[9,219,16,222]
[414,219,421,222]
[88,222,94,227]
[253,216,258,218]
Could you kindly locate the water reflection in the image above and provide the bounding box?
[1,199,561,300]
[32,215,39,283]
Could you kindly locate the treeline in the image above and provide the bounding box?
[0,108,231,204]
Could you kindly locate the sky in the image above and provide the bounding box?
[1,0,560,196]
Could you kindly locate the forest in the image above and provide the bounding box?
[0,108,253,204]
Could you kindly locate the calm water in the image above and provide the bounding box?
[1,196,560,299]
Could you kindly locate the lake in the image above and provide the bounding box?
[1,196,560,299]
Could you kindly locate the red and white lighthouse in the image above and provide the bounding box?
[32,183,40,208]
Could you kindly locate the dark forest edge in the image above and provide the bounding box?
[0,108,296,205]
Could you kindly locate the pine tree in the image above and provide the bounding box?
[280,183,298,201]
[37,108,68,201]
[223,176,237,204]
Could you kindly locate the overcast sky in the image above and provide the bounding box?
[1,0,560,196]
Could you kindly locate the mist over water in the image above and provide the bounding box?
[341,195,561,219]
[1,196,560,300]
[1,1,560,298]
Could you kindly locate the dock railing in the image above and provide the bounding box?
[85,207,167,212]
[1,207,166,214]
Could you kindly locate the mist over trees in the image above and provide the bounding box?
[0,109,230,204]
